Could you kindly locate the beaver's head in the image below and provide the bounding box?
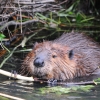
[22,41,77,81]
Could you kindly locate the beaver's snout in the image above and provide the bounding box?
[34,57,45,68]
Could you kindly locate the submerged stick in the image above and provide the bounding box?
[65,81,97,86]
[0,69,34,81]
[0,93,25,100]
[33,78,97,86]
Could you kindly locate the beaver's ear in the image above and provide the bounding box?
[68,50,74,59]
[33,42,38,49]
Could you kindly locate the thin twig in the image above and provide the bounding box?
[21,27,48,47]
[0,43,21,68]
[18,0,22,33]
[13,0,55,4]
[0,19,38,31]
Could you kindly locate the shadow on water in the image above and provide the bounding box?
[0,75,100,100]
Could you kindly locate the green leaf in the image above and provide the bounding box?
[65,4,74,12]
[80,17,94,23]
[0,33,5,41]
[76,13,83,23]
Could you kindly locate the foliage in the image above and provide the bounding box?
[35,3,95,29]
[0,33,5,41]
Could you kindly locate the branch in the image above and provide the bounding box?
[0,69,34,81]
[0,19,38,31]
[13,0,55,4]
[0,93,25,100]
[0,69,96,85]
[33,79,97,86]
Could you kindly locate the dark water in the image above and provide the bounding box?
[0,76,100,100]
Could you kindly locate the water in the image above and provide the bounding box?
[0,76,100,100]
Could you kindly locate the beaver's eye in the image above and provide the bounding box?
[52,55,57,58]
[68,49,74,59]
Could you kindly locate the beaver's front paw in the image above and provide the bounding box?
[47,79,57,84]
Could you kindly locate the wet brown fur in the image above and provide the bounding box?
[21,31,100,81]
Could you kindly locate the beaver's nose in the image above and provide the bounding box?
[34,58,44,67]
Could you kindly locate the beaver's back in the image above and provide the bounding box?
[54,31,100,74]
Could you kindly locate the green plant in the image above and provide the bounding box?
[38,85,94,95]
[0,33,5,41]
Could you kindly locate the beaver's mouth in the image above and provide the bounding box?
[33,73,47,79]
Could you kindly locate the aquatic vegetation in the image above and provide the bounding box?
[38,85,94,95]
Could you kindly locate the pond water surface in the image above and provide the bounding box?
[0,75,100,100]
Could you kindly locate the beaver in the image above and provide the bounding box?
[21,31,100,81]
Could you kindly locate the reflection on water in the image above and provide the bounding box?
[0,77,100,100]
